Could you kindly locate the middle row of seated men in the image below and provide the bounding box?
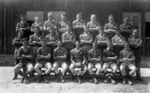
[13,31,137,85]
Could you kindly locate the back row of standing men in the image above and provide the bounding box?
[13,12,142,84]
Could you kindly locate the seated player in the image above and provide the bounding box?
[58,14,71,39]
[12,30,27,80]
[14,40,33,84]
[34,39,52,83]
[72,13,85,41]
[87,43,102,84]
[29,26,42,60]
[104,14,118,39]
[112,31,125,58]
[53,41,68,83]
[87,14,100,39]
[119,42,137,85]
[120,17,133,40]
[128,29,142,80]
[103,41,117,84]
[79,26,93,55]
[70,41,87,84]
[62,25,76,59]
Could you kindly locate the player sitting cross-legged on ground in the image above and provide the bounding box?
[34,39,52,83]
[53,41,68,83]
[87,42,102,84]
[119,42,137,85]
[70,41,87,84]
[102,41,118,84]
[14,40,33,84]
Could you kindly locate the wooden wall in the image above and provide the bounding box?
[1,0,150,54]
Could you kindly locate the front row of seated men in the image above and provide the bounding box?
[13,38,137,85]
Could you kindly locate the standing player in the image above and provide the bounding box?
[12,31,27,80]
[103,41,117,84]
[120,17,133,40]
[34,40,52,83]
[87,43,102,84]
[79,26,93,55]
[45,28,58,62]
[29,26,42,61]
[62,25,76,58]
[16,14,30,39]
[31,17,43,32]
[112,31,125,58]
[58,14,71,39]
[14,40,33,84]
[104,14,118,39]
[72,13,85,40]
[96,28,108,57]
[128,29,142,80]
[119,42,137,85]
[43,13,57,38]
[70,41,87,83]
[53,41,68,83]
[87,14,100,39]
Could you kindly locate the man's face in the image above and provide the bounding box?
[91,15,96,22]
[18,30,24,37]
[41,41,46,47]
[77,14,82,20]
[76,42,80,48]
[132,30,138,36]
[58,41,62,47]
[48,14,53,20]
[124,43,129,50]
[23,42,28,47]
[107,42,113,48]
[20,16,25,21]
[109,16,114,23]
[66,26,71,32]
[35,17,39,22]
[124,18,128,24]
[61,15,66,21]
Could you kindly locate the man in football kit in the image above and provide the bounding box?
[53,41,68,83]
[43,12,57,38]
[70,41,87,83]
[119,42,137,85]
[72,13,85,41]
[87,14,100,39]
[31,16,43,32]
[62,25,76,59]
[29,26,42,61]
[103,41,117,84]
[104,14,118,39]
[34,40,52,83]
[112,31,125,58]
[12,30,27,80]
[96,28,108,58]
[79,26,93,55]
[16,14,30,39]
[58,14,71,39]
[120,17,133,40]
[87,43,102,84]
[14,40,33,84]
[128,29,142,80]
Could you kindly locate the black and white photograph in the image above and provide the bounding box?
[0,0,150,93]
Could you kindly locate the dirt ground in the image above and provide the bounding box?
[0,67,149,93]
